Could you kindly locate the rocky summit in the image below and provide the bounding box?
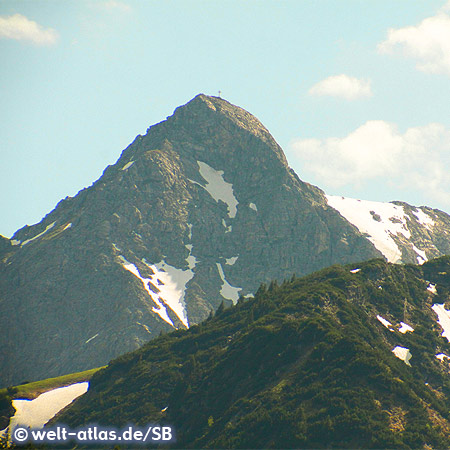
[1,94,449,387]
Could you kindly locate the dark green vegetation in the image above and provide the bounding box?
[57,257,450,448]
[0,387,16,431]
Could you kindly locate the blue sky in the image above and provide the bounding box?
[1,0,450,237]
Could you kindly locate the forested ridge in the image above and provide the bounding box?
[56,257,450,448]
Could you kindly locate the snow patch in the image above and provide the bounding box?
[392,346,412,366]
[11,239,21,246]
[226,256,238,266]
[121,161,135,170]
[151,260,192,327]
[350,268,361,273]
[197,161,238,219]
[432,304,450,342]
[326,196,411,263]
[427,283,437,294]
[412,208,435,230]
[120,256,175,327]
[412,244,427,264]
[377,315,393,329]
[216,263,241,304]
[436,353,450,361]
[85,333,99,344]
[222,219,232,233]
[9,382,89,433]
[187,223,193,240]
[63,223,72,231]
[249,203,258,211]
[398,322,414,334]
[185,244,197,270]
[21,222,56,247]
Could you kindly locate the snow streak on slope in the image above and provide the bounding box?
[120,256,192,328]
[9,382,89,432]
[121,161,135,170]
[19,222,56,247]
[222,219,232,233]
[412,208,435,230]
[377,315,392,329]
[432,304,450,343]
[216,263,241,304]
[412,244,427,264]
[185,245,197,270]
[120,256,175,327]
[152,260,192,328]
[144,259,192,328]
[326,196,413,263]
[197,161,238,219]
[85,333,99,344]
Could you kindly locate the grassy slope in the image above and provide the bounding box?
[0,367,103,400]
[56,257,450,448]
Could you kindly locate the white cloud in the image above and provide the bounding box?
[378,7,450,75]
[308,74,372,100]
[0,14,58,46]
[290,121,450,207]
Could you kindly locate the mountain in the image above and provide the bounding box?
[326,196,450,265]
[55,256,450,448]
[1,94,449,387]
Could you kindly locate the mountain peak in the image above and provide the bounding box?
[4,95,450,389]
[166,94,282,156]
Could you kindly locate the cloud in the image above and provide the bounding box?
[290,121,450,207]
[378,7,450,75]
[0,14,58,46]
[308,74,372,100]
[442,1,450,12]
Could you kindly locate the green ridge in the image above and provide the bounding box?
[55,257,450,448]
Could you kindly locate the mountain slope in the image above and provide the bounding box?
[0,95,382,386]
[56,256,450,448]
[327,195,450,264]
[1,94,450,388]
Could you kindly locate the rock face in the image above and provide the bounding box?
[0,94,448,386]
